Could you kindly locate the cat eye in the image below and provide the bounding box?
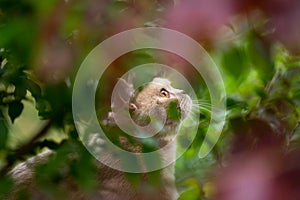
[159,88,170,98]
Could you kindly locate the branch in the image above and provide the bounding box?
[0,120,53,177]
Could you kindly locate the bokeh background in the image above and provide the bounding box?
[0,0,300,199]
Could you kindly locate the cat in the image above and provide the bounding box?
[8,77,193,200]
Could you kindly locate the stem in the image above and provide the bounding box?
[0,120,53,177]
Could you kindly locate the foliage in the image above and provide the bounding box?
[0,0,300,199]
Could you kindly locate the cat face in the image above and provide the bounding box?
[131,77,192,128]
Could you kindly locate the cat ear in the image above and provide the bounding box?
[127,72,134,86]
[111,78,135,109]
[107,78,135,126]
[156,70,167,78]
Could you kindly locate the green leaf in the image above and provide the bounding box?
[141,137,159,152]
[0,177,13,198]
[167,101,181,120]
[14,83,27,100]
[178,178,202,200]
[124,173,143,190]
[26,79,42,99]
[70,150,98,192]
[0,111,8,149]
[222,46,249,80]
[226,97,248,109]
[246,33,274,82]
[8,101,24,123]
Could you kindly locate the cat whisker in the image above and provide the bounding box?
[189,106,210,114]
[191,103,223,114]
[192,101,212,106]
[192,104,212,108]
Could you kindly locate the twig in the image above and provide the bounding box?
[265,68,282,94]
[0,120,53,177]
[286,120,300,149]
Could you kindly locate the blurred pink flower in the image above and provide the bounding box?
[164,0,236,46]
[215,148,300,200]
[215,150,276,200]
[235,0,300,53]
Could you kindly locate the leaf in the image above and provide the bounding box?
[8,101,24,123]
[222,46,249,80]
[226,97,248,109]
[246,33,274,82]
[26,79,42,99]
[69,149,98,192]
[124,173,143,190]
[178,178,202,200]
[35,99,51,118]
[141,137,159,152]
[0,177,13,198]
[0,111,8,149]
[14,83,27,100]
[36,139,61,150]
[167,101,181,120]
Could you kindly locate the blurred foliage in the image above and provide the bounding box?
[0,0,299,199]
